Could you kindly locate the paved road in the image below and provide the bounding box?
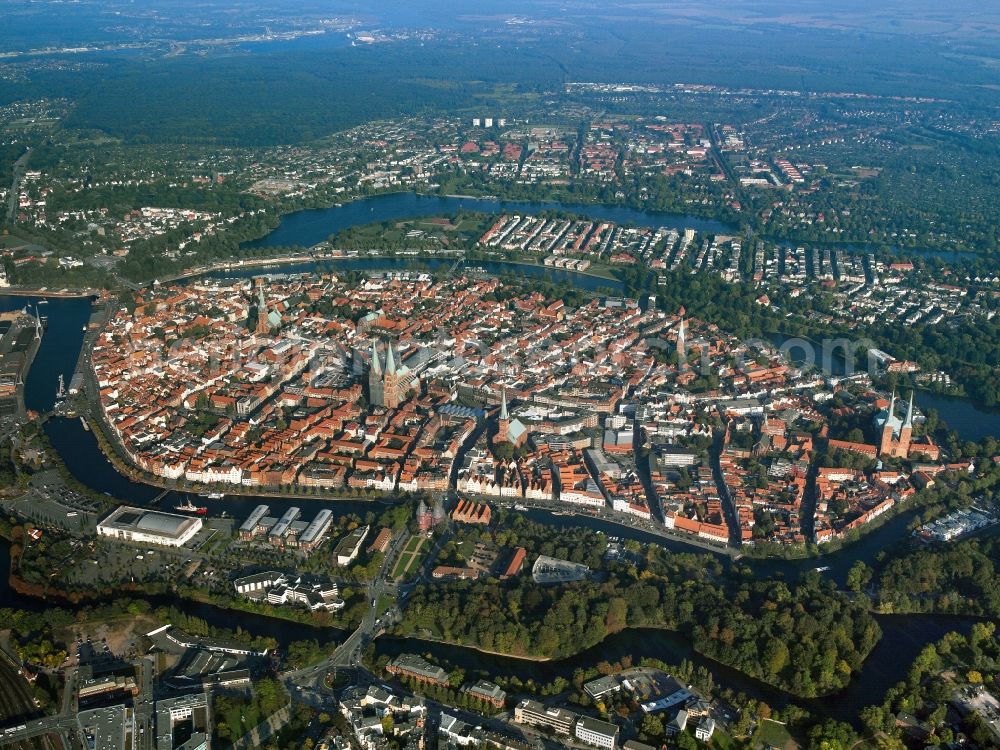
[4,149,30,226]
[132,659,155,750]
[282,526,415,689]
[0,658,156,750]
[280,515,458,694]
[0,713,78,747]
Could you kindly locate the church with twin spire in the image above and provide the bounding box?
[876,390,915,459]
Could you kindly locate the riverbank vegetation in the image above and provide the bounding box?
[874,535,1000,618]
[397,545,880,698]
[212,677,289,747]
[0,597,338,670]
[859,624,1000,750]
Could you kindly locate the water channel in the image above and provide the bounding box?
[0,194,997,722]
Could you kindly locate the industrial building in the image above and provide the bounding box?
[299,509,334,550]
[239,504,270,539]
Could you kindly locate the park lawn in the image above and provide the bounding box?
[389,553,409,579]
[391,536,429,579]
[752,719,798,750]
[375,592,395,617]
[403,535,425,554]
[402,542,429,575]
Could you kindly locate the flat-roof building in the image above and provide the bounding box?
[584,674,621,699]
[97,506,201,548]
[575,716,620,750]
[78,705,133,750]
[234,571,342,612]
[156,693,209,750]
[334,525,369,565]
[531,555,590,584]
[514,699,578,735]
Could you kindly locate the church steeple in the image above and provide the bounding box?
[370,339,381,376]
[255,280,270,335]
[500,387,509,421]
[385,342,396,375]
[903,391,914,428]
[888,390,896,419]
[677,309,687,372]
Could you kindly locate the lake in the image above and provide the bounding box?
[915,391,1000,444]
[768,332,1000,442]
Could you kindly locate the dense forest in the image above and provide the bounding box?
[398,552,881,699]
[875,536,1000,617]
[4,10,1000,147]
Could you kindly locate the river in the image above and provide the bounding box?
[242,192,985,269]
[240,192,734,251]
[5,284,1000,580]
[203,256,625,294]
[376,613,979,724]
[0,525,980,724]
[0,535,342,649]
[0,252,997,723]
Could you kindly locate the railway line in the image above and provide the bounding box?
[0,660,49,750]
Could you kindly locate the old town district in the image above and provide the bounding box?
[90,271,963,550]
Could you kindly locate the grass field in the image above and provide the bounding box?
[391,535,429,580]
[375,592,395,617]
[753,719,798,750]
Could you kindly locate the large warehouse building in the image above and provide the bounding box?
[97,506,202,548]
